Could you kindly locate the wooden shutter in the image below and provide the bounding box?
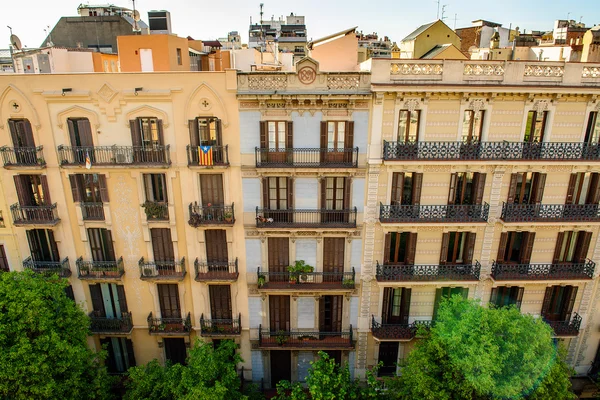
[464,232,476,265]
[320,179,327,209]
[158,284,181,319]
[412,173,423,205]
[574,232,593,263]
[200,174,224,206]
[40,176,51,205]
[89,284,105,315]
[474,173,487,205]
[205,230,228,263]
[77,119,94,146]
[103,230,116,262]
[268,238,289,274]
[515,287,524,310]
[541,286,554,317]
[287,177,294,209]
[406,233,417,265]
[151,228,174,262]
[343,178,351,210]
[552,232,565,264]
[286,121,294,149]
[98,175,109,202]
[383,233,391,264]
[320,122,327,148]
[447,173,458,205]
[260,121,268,149]
[588,173,600,204]
[323,238,344,274]
[564,286,578,321]
[129,120,141,146]
[490,287,498,306]
[116,285,128,313]
[67,119,78,147]
[8,120,19,147]
[22,120,35,147]
[346,121,354,149]
[381,287,393,324]
[433,288,442,321]
[507,174,518,204]
[269,295,290,332]
[439,233,450,265]
[47,230,60,262]
[189,119,199,147]
[532,173,546,204]
[262,178,269,209]
[26,230,41,261]
[0,245,9,272]
[215,119,223,146]
[521,232,536,264]
[14,175,30,206]
[125,339,136,368]
[68,175,81,202]
[565,174,577,205]
[332,295,343,332]
[496,232,508,262]
[156,120,165,145]
[390,173,404,205]
[209,285,232,320]
[400,288,411,325]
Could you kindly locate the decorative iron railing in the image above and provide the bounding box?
[188,203,235,226]
[257,267,355,289]
[379,203,489,223]
[200,313,242,336]
[255,147,359,168]
[501,203,600,222]
[11,203,60,225]
[77,256,124,279]
[147,312,192,334]
[186,145,229,167]
[258,324,354,348]
[491,260,595,280]
[543,313,582,336]
[194,258,239,281]
[255,207,357,228]
[81,202,105,221]
[139,257,186,280]
[0,146,46,167]
[23,256,71,277]
[371,316,432,340]
[141,201,169,221]
[383,140,600,161]
[57,145,171,166]
[376,261,481,281]
[89,312,133,334]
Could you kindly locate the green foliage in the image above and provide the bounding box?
[385,296,575,400]
[124,339,248,400]
[0,271,113,400]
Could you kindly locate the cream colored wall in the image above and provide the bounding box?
[414,21,462,59]
[309,34,359,71]
[430,46,468,60]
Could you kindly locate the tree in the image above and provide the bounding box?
[0,271,113,400]
[385,296,576,400]
[124,339,255,400]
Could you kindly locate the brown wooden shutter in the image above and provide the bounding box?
[40,176,51,205]
[151,228,174,262]
[343,178,351,210]
[47,230,60,261]
[103,230,116,262]
[400,288,411,325]
[320,122,327,148]
[565,174,577,205]
[541,287,553,317]
[78,119,94,146]
[507,174,518,204]
[448,173,458,205]
[346,121,354,149]
[532,173,546,204]
[474,173,487,205]
[286,121,293,149]
[406,233,417,265]
[515,287,524,310]
[381,287,393,324]
[521,232,536,264]
[125,339,136,368]
[22,120,35,147]
[270,295,290,332]
[320,179,327,209]
[496,232,508,262]
[564,286,578,321]
[209,285,232,320]
[574,232,593,263]
[433,288,443,321]
[69,175,81,202]
[205,229,228,263]
[14,175,29,206]
[158,284,181,319]
[89,284,105,316]
[215,119,223,146]
[439,233,450,265]
[189,119,199,147]
[383,233,391,264]
[116,285,129,313]
[67,119,78,147]
[465,232,476,265]
[260,121,268,149]
[587,173,600,204]
[130,120,141,146]
[157,120,165,145]
[262,178,269,209]
[552,232,565,264]
[287,178,294,209]
[490,287,498,306]
[98,175,109,202]
[412,173,423,205]
[268,238,289,274]
[8,120,19,147]
[391,173,403,205]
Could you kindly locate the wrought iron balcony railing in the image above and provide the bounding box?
[383,140,600,161]
[371,316,432,340]
[11,203,60,225]
[258,324,354,349]
[491,260,595,281]
[89,311,133,334]
[147,312,192,335]
[543,313,582,337]
[23,256,71,277]
[255,147,359,168]
[81,202,105,221]
[139,257,186,280]
[188,202,235,227]
[57,145,171,167]
[186,145,229,167]
[0,146,46,168]
[257,267,356,290]
[376,261,481,282]
[379,203,489,223]
[77,256,124,279]
[200,313,241,336]
[194,258,239,281]
[141,201,169,221]
[255,207,357,228]
[501,202,600,222]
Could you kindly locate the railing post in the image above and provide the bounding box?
[225,144,229,165]
[258,324,262,345]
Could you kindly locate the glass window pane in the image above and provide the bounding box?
[398,110,408,142]
[328,122,335,149]
[462,110,473,141]
[408,111,419,141]
[337,122,345,150]
[268,122,276,148]
[278,122,286,149]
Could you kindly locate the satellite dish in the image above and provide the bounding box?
[133,10,140,21]
[10,34,22,50]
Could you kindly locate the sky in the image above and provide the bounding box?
[2,0,600,49]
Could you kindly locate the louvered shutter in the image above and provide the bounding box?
[287,177,294,210]
[464,232,476,265]
[89,284,105,316]
[565,174,577,205]
[574,232,592,263]
[496,232,508,262]
[588,173,600,204]
[433,288,442,321]
[552,232,565,264]
[286,121,293,149]
[40,176,51,205]
[346,121,354,149]
[383,233,391,264]
[532,173,546,204]
[157,120,165,146]
[103,230,116,262]
[447,173,457,205]
[47,230,60,262]
[400,288,411,325]
[381,287,393,324]
[390,173,403,205]
[521,232,536,264]
[262,178,269,209]
[564,286,578,321]
[490,288,498,306]
[98,175,109,202]
[507,174,518,204]
[116,285,128,313]
[215,119,223,146]
[259,121,268,149]
[69,175,81,202]
[130,120,141,146]
[515,287,524,310]
[343,178,351,210]
[412,173,423,205]
[439,233,450,265]
[406,233,417,265]
[474,173,486,205]
[541,288,553,317]
[78,119,94,146]
[14,175,29,206]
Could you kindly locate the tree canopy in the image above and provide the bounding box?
[0,271,113,400]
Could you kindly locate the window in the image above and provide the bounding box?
[199,174,224,206]
[176,48,182,65]
[508,172,546,204]
[138,118,160,147]
[14,175,49,206]
[89,283,128,318]
[197,117,220,146]
[384,232,417,265]
[268,238,289,279]
[490,286,524,309]
[440,232,476,265]
[0,245,9,272]
[585,112,600,144]
[100,337,136,373]
[382,287,411,324]
[26,229,59,262]
[462,110,484,143]
[524,110,548,143]
[323,238,345,276]
[566,173,600,205]
[209,285,232,320]
[158,283,181,318]
[378,342,399,377]
[164,338,187,365]
[66,118,93,147]
[497,231,535,264]
[267,121,287,150]
[151,228,175,262]
[391,172,422,205]
[143,174,168,203]
[553,231,592,264]
[319,295,343,333]
[397,110,420,142]
[327,122,346,150]
[542,285,577,322]
[205,229,228,266]
[88,228,116,262]
[323,177,348,210]
[433,287,468,320]
[320,121,354,163]
[69,174,108,203]
[265,177,289,209]
[269,295,290,332]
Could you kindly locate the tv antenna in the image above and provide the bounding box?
[10,32,22,50]
[441,4,448,21]
[453,13,458,30]
[436,0,440,19]
[43,25,53,47]
[131,0,140,32]
[259,3,264,64]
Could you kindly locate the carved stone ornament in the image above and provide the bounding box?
[532,100,549,113]
[595,101,600,112]
[469,99,486,113]
[404,99,420,112]
[9,100,20,113]
[298,66,317,85]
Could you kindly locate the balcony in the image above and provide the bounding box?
[147,312,192,335]
[11,203,60,225]
[379,203,489,223]
[89,312,133,334]
[57,145,171,167]
[255,207,357,228]
[81,202,105,221]
[141,201,169,222]
[23,257,71,277]
[199,313,241,336]
[77,256,124,280]
[258,324,354,349]
[371,316,432,340]
[257,267,356,290]
[188,203,235,227]
[491,260,595,281]
[376,261,481,282]
[544,313,582,337]
[194,258,239,281]
[501,203,600,222]
[139,257,186,280]
[255,147,359,168]
[0,146,46,168]
[186,145,229,167]
[382,140,600,162]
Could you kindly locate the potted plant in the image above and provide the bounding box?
[158,323,166,331]
[79,264,90,276]
[342,278,355,288]
[223,211,233,223]
[141,201,167,220]
[287,260,314,283]
[257,274,266,287]
[275,330,288,346]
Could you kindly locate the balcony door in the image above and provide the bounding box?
[319,295,343,333]
[440,232,475,265]
[433,287,468,320]
[88,228,116,262]
[496,231,535,264]
[507,172,546,205]
[200,174,224,206]
[523,111,548,159]
[321,177,350,223]
[67,118,94,164]
[14,175,49,207]
[382,287,411,324]
[542,285,577,322]
[384,232,417,265]
[260,121,292,163]
[462,110,485,144]
[100,337,135,374]
[268,238,289,282]
[323,238,344,282]
[164,338,187,365]
[158,283,181,319]
[490,286,524,309]
[553,231,592,264]
[270,351,291,389]
[391,172,422,206]
[189,117,222,164]
[69,174,108,204]
[584,112,600,158]
[378,342,399,377]
[397,110,420,143]
[321,121,354,163]
[448,172,486,205]
[209,285,232,320]
[144,174,168,203]
[151,228,175,263]
[566,173,600,205]
[89,283,128,318]
[130,117,164,162]
[205,229,228,271]
[263,177,292,223]
[269,295,290,332]
[26,229,59,262]
[8,119,35,148]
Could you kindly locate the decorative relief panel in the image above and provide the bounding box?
[247,75,288,90]
[463,64,505,76]
[582,67,600,78]
[390,63,443,75]
[524,65,564,77]
[327,75,360,90]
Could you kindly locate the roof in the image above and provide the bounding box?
[401,21,436,42]
[202,40,222,47]
[307,26,358,49]
[77,3,131,10]
[420,44,452,59]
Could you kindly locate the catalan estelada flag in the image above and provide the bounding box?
[85,151,92,169]
[199,146,213,166]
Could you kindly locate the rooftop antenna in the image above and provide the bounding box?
[8,26,20,73]
[43,25,54,47]
[441,4,448,21]
[567,12,571,21]
[453,13,457,30]
[436,0,440,20]
[131,0,139,32]
[259,3,264,64]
